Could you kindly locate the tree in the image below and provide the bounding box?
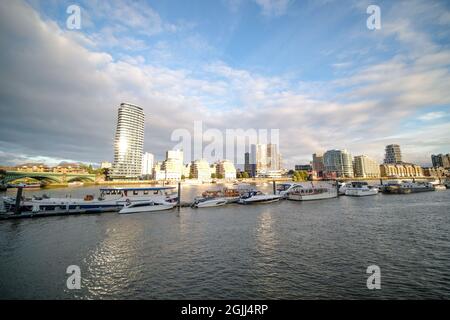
[292,170,308,182]
[236,172,242,179]
[181,175,186,180]
[188,173,193,179]
[211,173,216,179]
[216,173,223,179]
[242,172,249,179]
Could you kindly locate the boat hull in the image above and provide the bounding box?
[238,195,281,204]
[194,198,228,208]
[345,189,379,197]
[288,193,337,201]
[119,203,175,214]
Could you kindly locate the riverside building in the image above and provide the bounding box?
[353,155,380,178]
[323,149,354,178]
[384,144,402,164]
[216,160,237,180]
[111,103,145,180]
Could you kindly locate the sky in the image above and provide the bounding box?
[0,0,449,168]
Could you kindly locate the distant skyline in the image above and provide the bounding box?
[0,0,450,168]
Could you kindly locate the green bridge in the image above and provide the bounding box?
[0,171,96,185]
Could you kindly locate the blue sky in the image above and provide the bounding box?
[0,0,450,167]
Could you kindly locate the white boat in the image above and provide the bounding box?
[344,182,379,197]
[192,198,228,208]
[238,191,281,204]
[434,184,447,191]
[276,182,302,198]
[287,184,337,201]
[119,201,175,214]
[1,187,177,214]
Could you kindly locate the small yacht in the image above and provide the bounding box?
[344,182,379,197]
[238,191,281,204]
[192,197,228,208]
[287,184,337,201]
[434,184,447,191]
[119,200,176,214]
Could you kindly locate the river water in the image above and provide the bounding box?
[0,183,449,299]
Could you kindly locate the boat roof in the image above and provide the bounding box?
[100,187,175,191]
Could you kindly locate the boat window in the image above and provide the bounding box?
[144,190,149,195]
[134,190,139,196]
[154,191,159,195]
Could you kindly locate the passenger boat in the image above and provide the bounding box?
[382,181,435,194]
[276,182,302,198]
[287,184,337,201]
[1,187,177,214]
[119,200,176,214]
[238,191,281,204]
[344,182,379,197]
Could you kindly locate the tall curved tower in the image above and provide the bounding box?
[111,103,145,180]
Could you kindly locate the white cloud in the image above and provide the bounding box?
[254,0,290,16]
[418,112,447,121]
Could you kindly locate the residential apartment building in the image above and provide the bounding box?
[312,153,324,177]
[323,149,354,178]
[431,154,450,169]
[141,152,154,176]
[380,163,423,178]
[216,160,237,180]
[111,103,145,180]
[191,159,211,181]
[384,144,402,164]
[353,155,380,178]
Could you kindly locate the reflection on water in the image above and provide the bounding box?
[1,185,450,299]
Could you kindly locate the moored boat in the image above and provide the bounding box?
[344,182,379,197]
[276,182,302,198]
[238,191,281,204]
[192,197,228,208]
[119,200,176,214]
[1,187,177,214]
[382,181,435,194]
[287,184,337,201]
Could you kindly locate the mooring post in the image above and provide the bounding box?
[336,180,340,197]
[177,182,181,211]
[14,186,23,215]
[272,180,276,195]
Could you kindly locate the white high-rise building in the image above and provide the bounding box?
[323,149,354,178]
[141,152,154,176]
[353,155,380,178]
[111,103,145,179]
